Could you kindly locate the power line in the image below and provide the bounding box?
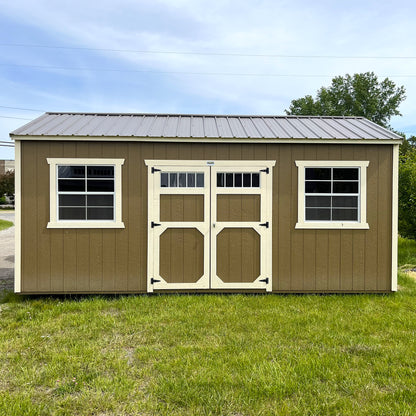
[1,42,416,60]
[0,105,43,112]
[0,115,32,120]
[0,62,415,78]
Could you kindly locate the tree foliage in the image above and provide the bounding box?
[0,170,14,196]
[285,72,406,128]
[399,137,416,239]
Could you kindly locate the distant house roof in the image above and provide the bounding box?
[10,112,402,141]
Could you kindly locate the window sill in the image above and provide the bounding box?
[295,222,369,230]
[47,221,125,229]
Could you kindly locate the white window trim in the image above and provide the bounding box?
[295,160,369,230]
[46,158,125,229]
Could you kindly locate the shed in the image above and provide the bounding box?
[10,112,402,294]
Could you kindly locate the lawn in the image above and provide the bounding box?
[0,219,13,231]
[0,242,416,415]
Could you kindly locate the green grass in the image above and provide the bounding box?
[1,243,416,415]
[0,219,13,231]
[398,236,416,268]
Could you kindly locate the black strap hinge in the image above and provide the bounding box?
[260,167,269,174]
[151,221,161,228]
[259,278,269,284]
[259,221,269,228]
[151,278,161,284]
[151,167,161,174]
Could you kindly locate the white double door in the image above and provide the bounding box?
[146,160,275,292]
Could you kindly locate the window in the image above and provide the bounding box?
[295,161,369,229]
[161,172,204,188]
[217,172,260,188]
[47,158,125,228]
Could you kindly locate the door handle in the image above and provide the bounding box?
[213,223,216,228]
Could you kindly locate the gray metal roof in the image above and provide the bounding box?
[10,112,402,141]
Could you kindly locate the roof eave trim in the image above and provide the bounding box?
[9,134,403,145]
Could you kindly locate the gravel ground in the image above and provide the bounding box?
[0,211,15,292]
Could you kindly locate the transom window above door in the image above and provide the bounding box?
[161,172,204,188]
[217,172,260,188]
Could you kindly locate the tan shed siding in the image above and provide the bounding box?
[20,141,393,293]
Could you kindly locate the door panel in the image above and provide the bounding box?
[146,160,274,292]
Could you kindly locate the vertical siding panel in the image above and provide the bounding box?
[76,230,90,291]
[339,145,354,291]
[50,142,65,292]
[62,142,78,292]
[315,145,329,291]
[302,145,317,291]
[115,142,128,291]
[277,145,291,290]
[21,142,38,291]
[352,145,366,291]
[327,145,342,291]
[378,145,392,290]
[37,142,51,292]
[291,145,304,290]
[365,145,379,290]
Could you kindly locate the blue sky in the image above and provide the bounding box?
[1,0,416,159]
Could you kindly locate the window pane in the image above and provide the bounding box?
[169,173,177,187]
[333,182,358,193]
[333,168,358,180]
[305,168,331,180]
[87,180,114,192]
[58,166,85,178]
[306,208,331,221]
[179,173,187,187]
[306,196,331,207]
[87,166,114,178]
[59,207,86,220]
[332,196,358,208]
[196,173,204,187]
[87,195,113,207]
[58,179,85,192]
[59,195,86,207]
[188,173,195,187]
[226,173,233,187]
[243,173,251,187]
[305,181,331,193]
[87,208,114,220]
[332,208,358,221]
[217,173,224,187]
[161,173,168,187]
[234,173,242,187]
[252,173,260,187]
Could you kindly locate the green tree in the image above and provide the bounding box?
[0,170,14,196]
[285,72,406,128]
